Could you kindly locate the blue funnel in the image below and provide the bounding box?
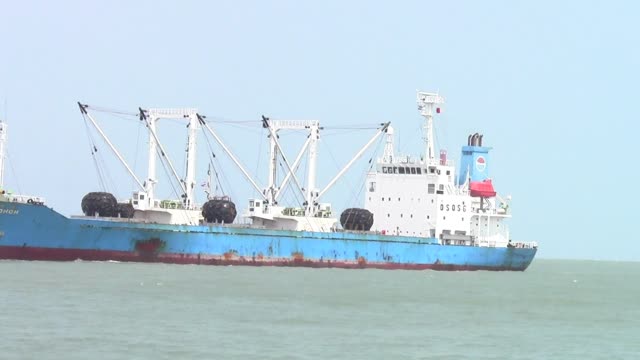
[457,134,492,185]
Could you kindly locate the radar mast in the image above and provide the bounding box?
[417,91,444,164]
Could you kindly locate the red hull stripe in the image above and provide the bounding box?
[0,246,528,271]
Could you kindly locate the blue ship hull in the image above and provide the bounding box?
[0,202,536,270]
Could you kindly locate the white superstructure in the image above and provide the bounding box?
[363,91,529,248]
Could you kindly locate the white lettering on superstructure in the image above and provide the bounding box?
[0,208,19,215]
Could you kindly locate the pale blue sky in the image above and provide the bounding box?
[0,1,637,260]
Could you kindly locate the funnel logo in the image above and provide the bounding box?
[475,156,486,172]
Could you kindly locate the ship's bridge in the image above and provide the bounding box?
[364,117,472,242]
[365,153,466,239]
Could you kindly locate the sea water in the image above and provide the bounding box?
[0,259,638,359]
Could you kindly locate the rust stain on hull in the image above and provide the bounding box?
[291,251,304,264]
[0,246,532,271]
[223,250,238,261]
[134,238,165,259]
[357,256,367,267]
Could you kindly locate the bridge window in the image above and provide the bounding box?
[417,168,422,174]
[393,167,398,174]
[411,167,416,174]
[446,170,450,175]
[428,184,435,194]
[399,167,405,174]
[382,167,388,174]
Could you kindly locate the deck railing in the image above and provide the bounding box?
[2,194,46,205]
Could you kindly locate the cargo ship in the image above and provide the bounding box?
[0,92,537,270]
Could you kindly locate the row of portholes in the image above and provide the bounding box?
[383,213,467,227]
[442,216,465,221]
[373,197,435,203]
[475,223,501,227]
[387,214,415,218]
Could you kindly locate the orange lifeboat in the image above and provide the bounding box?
[470,179,496,198]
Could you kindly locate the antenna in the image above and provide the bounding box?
[0,120,6,189]
[416,91,445,164]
